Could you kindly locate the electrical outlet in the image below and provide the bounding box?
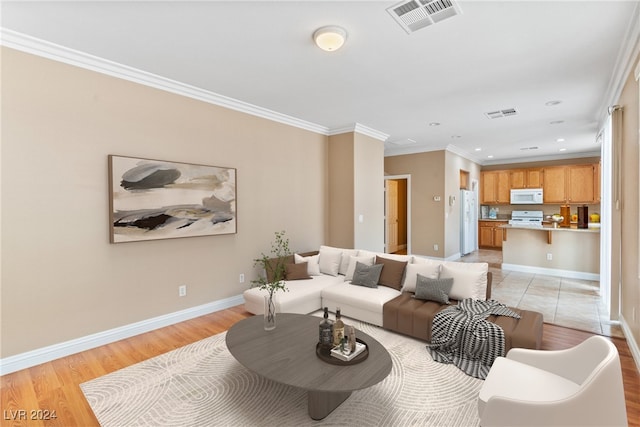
[546,253,553,261]
[179,285,187,297]
[433,244,439,251]
[239,273,245,284]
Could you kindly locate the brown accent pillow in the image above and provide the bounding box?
[285,262,311,281]
[265,255,294,282]
[375,256,408,290]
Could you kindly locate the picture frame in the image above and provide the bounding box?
[108,155,237,243]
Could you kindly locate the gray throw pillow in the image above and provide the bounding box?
[351,262,383,288]
[414,275,454,304]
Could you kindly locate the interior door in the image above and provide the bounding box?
[385,180,399,253]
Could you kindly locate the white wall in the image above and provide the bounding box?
[354,133,385,252]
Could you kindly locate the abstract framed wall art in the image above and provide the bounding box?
[109,155,237,243]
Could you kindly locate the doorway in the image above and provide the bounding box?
[384,175,411,254]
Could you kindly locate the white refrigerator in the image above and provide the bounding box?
[460,189,477,255]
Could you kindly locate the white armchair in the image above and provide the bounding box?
[477,335,628,426]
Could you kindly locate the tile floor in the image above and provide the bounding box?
[457,249,624,338]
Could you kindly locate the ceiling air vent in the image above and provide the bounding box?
[485,108,518,119]
[387,0,463,34]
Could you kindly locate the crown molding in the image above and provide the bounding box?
[445,144,483,164]
[328,123,389,141]
[0,29,330,136]
[599,2,640,123]
[384,142,445,158]
[481,150,602,167]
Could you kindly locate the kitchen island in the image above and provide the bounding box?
[499,224,600,280]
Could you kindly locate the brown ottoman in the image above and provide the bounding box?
[382,292,543,352]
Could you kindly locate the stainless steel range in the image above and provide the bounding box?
[509,210,544,227]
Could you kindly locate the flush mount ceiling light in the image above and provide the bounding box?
[545,100,562,106]
[313,26,347,51]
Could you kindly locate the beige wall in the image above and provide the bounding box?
[503,229,600,274]
[1,48,328,357]
[384,150,481,258]
[327,133,355,248]
[385,150,446,257]
[327,132,385,252]
[619,54,640,350]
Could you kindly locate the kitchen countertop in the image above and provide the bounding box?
[500,224,600,232]
[478,218,510,222]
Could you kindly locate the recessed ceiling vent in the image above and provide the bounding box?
[485,108,518,119]
[387,0,463,34]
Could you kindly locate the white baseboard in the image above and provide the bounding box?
[501,263,600,281]
[0,294,245,376]
[619,314,640,374]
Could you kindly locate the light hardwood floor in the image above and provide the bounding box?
[1,305,638,426]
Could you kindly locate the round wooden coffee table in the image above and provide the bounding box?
[225,313,392,420]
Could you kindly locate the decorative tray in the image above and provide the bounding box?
[315,338,369,365]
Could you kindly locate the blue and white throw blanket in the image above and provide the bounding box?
[426,298,521,379]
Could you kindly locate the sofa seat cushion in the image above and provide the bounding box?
[323,282,402,312]
[321,282,402,326]
[243,275,342,315]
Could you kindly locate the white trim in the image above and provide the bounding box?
[445,144,483,164]
[0,294,244,376]
[619,314,640,374]
[445,252,462,262]
[384,174,412,255]
[0,30,397,143]
[385,143,446,158]
[599,1,640,125]
[0,29,330,136]
[329,123,390,142]
[501,263,599,281]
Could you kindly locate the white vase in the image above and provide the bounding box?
[264,294,276,331]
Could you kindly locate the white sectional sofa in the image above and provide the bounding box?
[243,244,544,352]
[242,245,485,326]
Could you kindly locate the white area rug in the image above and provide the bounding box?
[81,315,483,426]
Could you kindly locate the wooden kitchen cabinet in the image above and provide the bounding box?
[595,162,601,202]
[542,164,599,204]
[567,164,596,203]
[510,168,543,189]
[542,166,568,203]
[479,220,507,248]
[480,171,510,204]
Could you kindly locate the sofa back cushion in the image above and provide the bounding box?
[344,255,376,281]
[439,261,488,301]
[285,262,312,281]
[375,256,408,291]
[294,253,321,276]
[352,262,383,288]
[414,275,454,304]
[401,260,442,293]
[263,254,295,283]
[318,248,343,276]
[320,245,358,275]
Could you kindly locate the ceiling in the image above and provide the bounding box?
[2,1,638,164]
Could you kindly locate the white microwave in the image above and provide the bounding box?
[510,188,543,204]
